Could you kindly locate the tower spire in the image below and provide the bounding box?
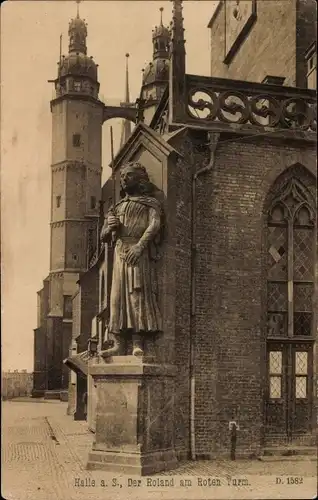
[124,53,130,104]
[170,0,186,51]
[68,1,87,54]
[120,53,132,147]
[160,6,164,26]
[169,0,186,123]
[76,0,81,18]
[152,7,170,60]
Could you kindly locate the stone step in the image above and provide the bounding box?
[265,433,317,447]
[44,390,61,400]
[260,454,317,462]
[43,390,69,401]
[262,446,317,458]
[8,397,58,404]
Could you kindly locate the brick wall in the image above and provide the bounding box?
[169,130,210,459]
[193,134,316,457]
[172,142,192,457]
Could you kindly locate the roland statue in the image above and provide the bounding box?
[100,161,164,357]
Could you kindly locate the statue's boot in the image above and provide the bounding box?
[100,334,125,358]
[132,334,144,357]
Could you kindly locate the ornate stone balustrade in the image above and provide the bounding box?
[182,75,316,140]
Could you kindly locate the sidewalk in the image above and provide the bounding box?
[4,396,61,403]
[40,400,318,499]
[2,400,317,500]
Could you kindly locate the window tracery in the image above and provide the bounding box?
[267,176,315,338]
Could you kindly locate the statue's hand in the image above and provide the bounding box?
[125,244,144,266]
[107,215,120,230]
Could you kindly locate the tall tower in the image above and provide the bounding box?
[139,7,171,125]
[47,6,104,393]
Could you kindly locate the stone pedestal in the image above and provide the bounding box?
[86,356,178,475]
[87,373,97,432]
[60,390,68,402]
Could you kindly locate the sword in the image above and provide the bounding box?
[109,126,116,244]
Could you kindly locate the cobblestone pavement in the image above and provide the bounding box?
[2,400,317,500]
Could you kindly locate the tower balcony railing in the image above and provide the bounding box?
[181,74,316,140]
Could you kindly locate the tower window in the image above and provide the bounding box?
[72,254,78,261]
[73,134,81,147]
[308,57,313,70]
[307,56,316,89]
[90,196,96,209]
[56,196,61,208]
[305,42,316,90]
[74,81,81,92]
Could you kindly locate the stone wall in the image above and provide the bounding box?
[79,267,99,353]
[33,278,50,396]
[33,327,47,395]
[47,316,63,390]
[296,0,317,87]
[209,0,316,87]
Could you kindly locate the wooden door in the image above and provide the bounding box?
[291,343,313,436]
[265,341,313,442]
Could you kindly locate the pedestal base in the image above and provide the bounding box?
[60,390,68,402]
[87,448,177,475]
[86,357,178,476]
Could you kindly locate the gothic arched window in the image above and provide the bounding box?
[265,174,316,438]
[267,177,316,338]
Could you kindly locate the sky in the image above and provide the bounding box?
[1,0,216,371]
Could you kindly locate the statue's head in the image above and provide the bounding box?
[120,162,151,195]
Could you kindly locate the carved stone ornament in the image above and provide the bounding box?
[185,75,316,134]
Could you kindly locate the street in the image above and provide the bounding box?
[2,400,317,500]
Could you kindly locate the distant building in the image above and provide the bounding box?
[35,0,316,460]
[2,371,33,400]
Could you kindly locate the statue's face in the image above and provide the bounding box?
[120,166,141,194]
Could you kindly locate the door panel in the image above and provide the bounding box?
[266,344,288,436]
[265,342,313,441]
[291,345,312,435]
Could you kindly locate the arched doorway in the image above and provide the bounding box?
[264,168,316,445]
